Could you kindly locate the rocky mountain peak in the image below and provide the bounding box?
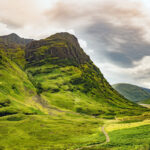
[8,33,19,38]
[48,32,79,48]
[25,32,91,65]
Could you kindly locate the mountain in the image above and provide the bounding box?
[112,83,150,102]
[140,98,150,104]
[24,32,146,116]
[142,87,150,93]
[0,33,33,46]
[0,32,149,150]
[0,32,147,117]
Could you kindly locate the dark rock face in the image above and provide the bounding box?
[25,32,91,64]
[0,33,33,46]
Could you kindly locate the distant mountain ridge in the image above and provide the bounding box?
[140,98,150,104]
[0,33,33,46]
[112,83,150,102]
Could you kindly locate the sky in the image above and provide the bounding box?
[1,0,150,88]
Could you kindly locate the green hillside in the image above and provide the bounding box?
[25,32,146,117]
[140,98,150,104]
[112,83,150,102]
[0,51,47,116]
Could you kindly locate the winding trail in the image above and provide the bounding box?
[101,126,110,143]
[76,126,110,150]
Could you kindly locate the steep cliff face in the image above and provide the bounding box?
[25,32,147,117]
[25,32,90,65]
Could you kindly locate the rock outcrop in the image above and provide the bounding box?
[25,32,90,64]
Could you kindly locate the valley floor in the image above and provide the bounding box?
[0,112,150,150]
[78,114,150,150]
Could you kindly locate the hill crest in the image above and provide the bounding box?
[113,83,150,102]
[0,33,33,46]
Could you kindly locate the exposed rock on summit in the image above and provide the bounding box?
[25,32,90,64]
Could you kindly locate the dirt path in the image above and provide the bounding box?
[76,126,110,150]
[101,126,110,143]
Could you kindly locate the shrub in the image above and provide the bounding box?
[0,107,18,117]
[0,99,11,107]
[12,84,19,94]
[36,83,43,95]
[7,114,25,121]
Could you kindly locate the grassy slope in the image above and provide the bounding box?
[113,83,150,102]
[140,96,150,104]
[0,52,47,116]
[0,42,26,69]
[26,60,146,118]
[0,52,108,150]
[0,113,106,150]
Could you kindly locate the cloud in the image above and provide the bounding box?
[131,56,150,79]
[82,20,150,67]
[0,0,54,39]
[0,0,43,28]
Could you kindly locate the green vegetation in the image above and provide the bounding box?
[112,83,150,102]
[140,98,150,104]
[105,124,150,150]
[0,32,150,150]
[83,124,150,150]
[25,33,147,117]
[0,113,106,150]
[0,51,46,116]
[79,114,150,150]
[26,60,147,117]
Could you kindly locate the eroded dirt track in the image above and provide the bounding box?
[76,125,110,150]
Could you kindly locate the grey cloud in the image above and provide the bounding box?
[80,20,150,68]
[0,18,23,29]
[135,69,150,79]
[106,52,133,67]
